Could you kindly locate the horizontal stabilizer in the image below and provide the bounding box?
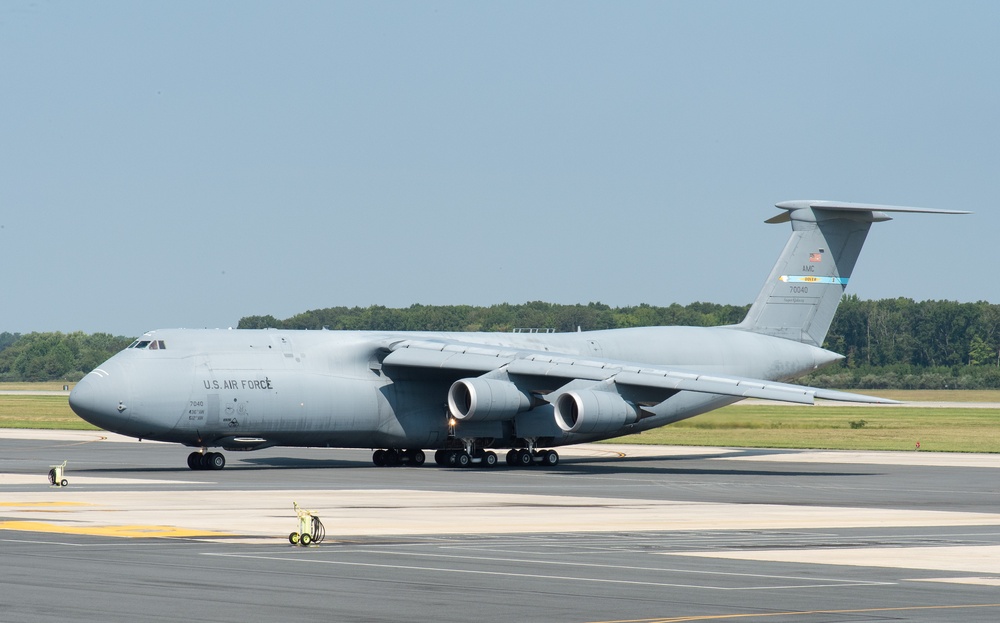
[766,200,971,223]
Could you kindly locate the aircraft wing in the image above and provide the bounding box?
[382,338,897,406]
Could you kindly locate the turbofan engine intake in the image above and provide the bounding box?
[553,389,638,435]
[448,377,532,422]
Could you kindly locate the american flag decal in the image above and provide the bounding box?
[809,252,823,262]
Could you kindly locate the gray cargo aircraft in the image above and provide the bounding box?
[70,200,967,470]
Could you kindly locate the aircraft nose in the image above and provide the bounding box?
[69,360,131,431]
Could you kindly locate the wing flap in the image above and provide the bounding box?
[613,371,815,405]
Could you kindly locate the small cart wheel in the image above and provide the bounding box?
[300,533,312,546]
[288,532,300,545]
[60,479,68,487]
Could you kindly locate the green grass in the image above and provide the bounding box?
[0,382,75,391]
[0,395,97,430]
[611,404,1000,453]
[2,385,1000,452]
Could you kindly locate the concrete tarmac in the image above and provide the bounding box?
[2,429,1000,622]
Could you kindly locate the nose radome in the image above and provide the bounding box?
[69,361,130,431]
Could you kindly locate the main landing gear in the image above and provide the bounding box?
[433,438,500,468]
[433,448,499,468]
[431,439,559,468]
[371,448,426,467]
[187,451,226,470]
[505,448,559,467]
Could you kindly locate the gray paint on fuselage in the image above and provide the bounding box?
[88,325,831,450]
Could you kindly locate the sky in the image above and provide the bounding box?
[1,1,997,337]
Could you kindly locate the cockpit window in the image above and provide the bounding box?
[130,340,167,350]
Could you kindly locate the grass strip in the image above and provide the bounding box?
[2,387,999,452]
[612,404,1000,453]
[0,395,97,430]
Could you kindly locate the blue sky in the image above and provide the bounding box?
[1,1,996,336]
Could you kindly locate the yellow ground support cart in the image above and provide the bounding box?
[288,502,326,546]
[48,460,68,488]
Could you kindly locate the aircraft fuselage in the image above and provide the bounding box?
[70,326,838,452]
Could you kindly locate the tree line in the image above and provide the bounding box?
[237,301,751,334]
[0,332,133,383]
[4,297,1000,387]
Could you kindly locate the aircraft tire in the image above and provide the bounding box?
[409,449,426,466]
[483,451,498,467]
[372,449,386,467]
[505,449,517,466]
[434,450,445,466]
[208,452,226,470]
[457,452,471,468]
[289,532,300,545]
[542,450,559,466]
[187,452,202,470]
[516,449,533,466]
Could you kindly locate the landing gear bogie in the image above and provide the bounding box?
[187,451,226,471]
[371,448,426,467]
[504,448,559,468]
[433,448,499,468]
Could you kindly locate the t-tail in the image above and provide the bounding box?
[736,200,969,347]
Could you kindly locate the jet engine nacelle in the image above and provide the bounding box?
[448,377,532,421]
[553,389,638,435]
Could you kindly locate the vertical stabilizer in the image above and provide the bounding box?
[737,200,969,347]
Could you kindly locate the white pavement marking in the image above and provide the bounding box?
[0,429,163,443]
[714,449,1000,468]
[321,548,892,587]
[0,473,206,485]
[200,551,885,590]
[913,576,1000,586]
[668,544,1000,575]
